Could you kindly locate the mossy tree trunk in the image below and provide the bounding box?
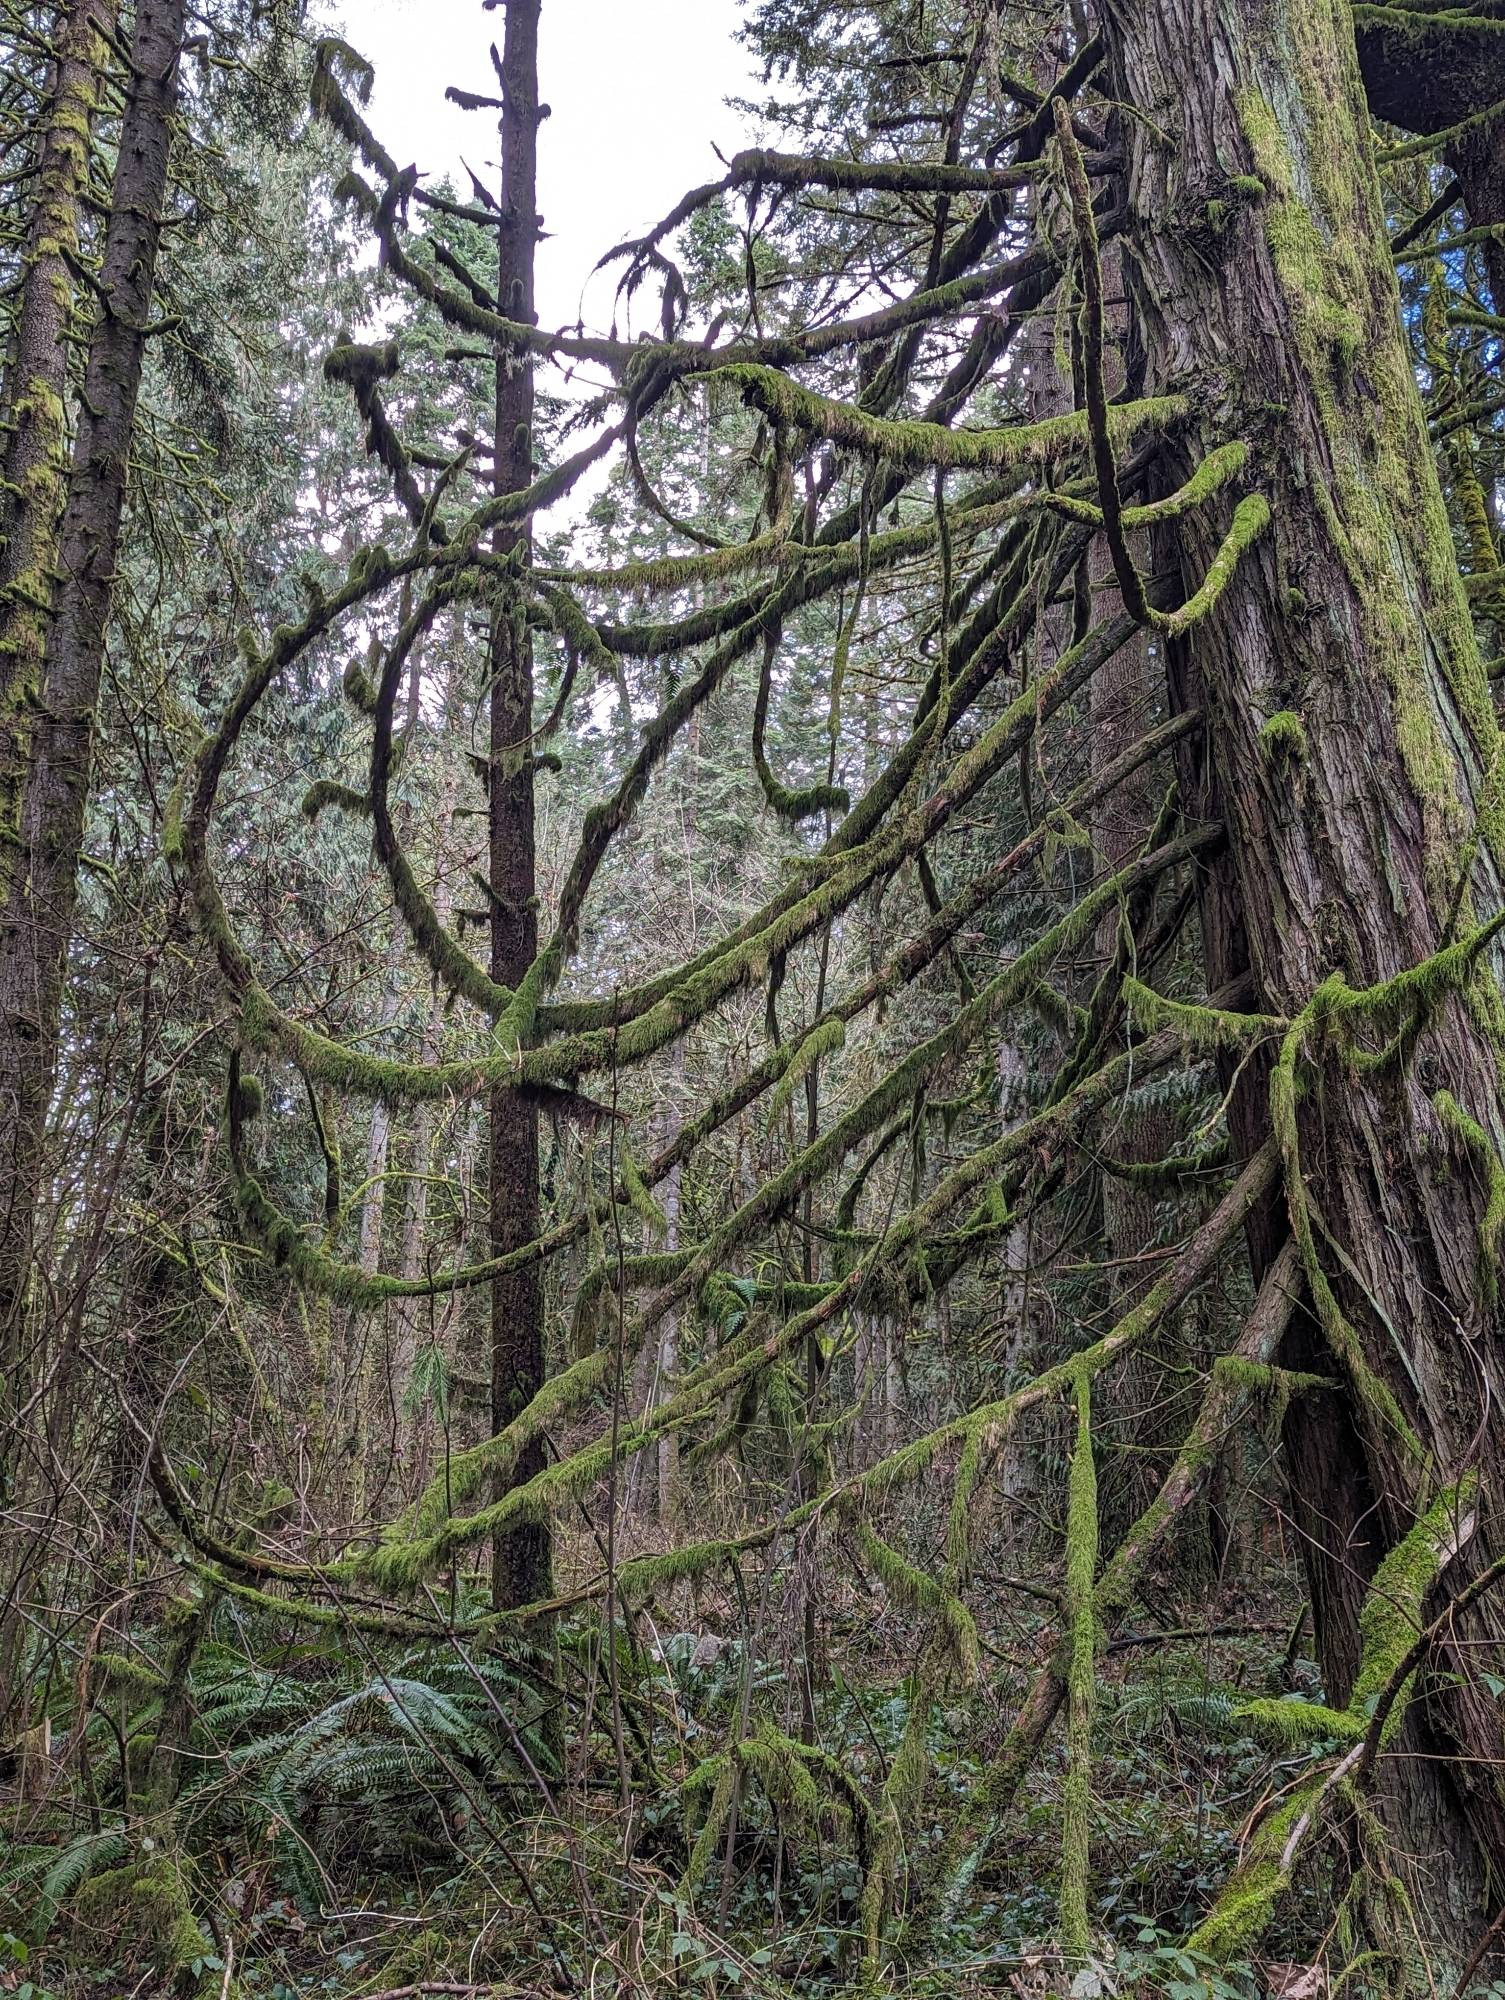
[1108,0,1505,1943]
[0,0,116,1415]
[488,0,550,1611]
[0,0,184,1724]
[0,0,115,911]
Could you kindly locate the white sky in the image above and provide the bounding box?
[344,1,758,337]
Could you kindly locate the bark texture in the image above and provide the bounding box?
[0,0,115,906]
[0,0,184,1492]
[1107,0,1505,1947]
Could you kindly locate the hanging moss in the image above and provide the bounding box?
[1269,990,1426,1459]
[1123,976,1284,1052]
[1059,1366,1099,1966]
[711,359,1184,475]
[1432,1088,1505,1302]
[1101,1139,1232,1188]
[618,1143,668,1239]
[768,1016,845,1125]
[855,1521,978,1681]
[859,1638,942,1968]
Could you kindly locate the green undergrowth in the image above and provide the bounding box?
[1,1538,1336,2000]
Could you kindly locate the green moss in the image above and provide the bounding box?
[1189,1846,1294,1961]
[1059,1366,1099,1965]
[72,1858,212,1986]
[619,1143,668,1239]
[1158,494,1271,639]
[1260,709,1309,767]
[1353,1481,1472,1723]
[768,1016,845,1124]
[1238,1693,1361,1747]
[1235,52,1498,896]
[1432,1089,1505,1302]
[711,361,1184,475]
[1123,975,1284,1051]
[301,778,370,821]
[1203,1485,1473,1959]
[1269,993,1425,1459]
[856,1522,978,1681]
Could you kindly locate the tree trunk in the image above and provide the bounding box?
[1107,0,1505,1948]
[1087,234,1179,1532]
[393,645,467,1497]
[0,0,115,908]
[488,0,549,1611]
[0,0,183,1719]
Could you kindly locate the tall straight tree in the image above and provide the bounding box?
[0,0,185,1702]
[486,0,550,1610]
[0,0,116,910]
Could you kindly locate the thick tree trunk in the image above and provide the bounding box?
[0,0,183,1719]
[488,0,550,1611]
[1107,0,1505,1952]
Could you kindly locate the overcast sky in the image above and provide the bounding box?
[347,2,758,336]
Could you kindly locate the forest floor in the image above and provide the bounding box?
[0,1513,1331,2000]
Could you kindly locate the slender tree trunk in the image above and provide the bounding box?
[1109,0,1505,1943]
[0,0,183,1719]
[394,648,466,1495]
[1087,233,1178,1532]
[0,0,114,903]
[488,0,549,1610]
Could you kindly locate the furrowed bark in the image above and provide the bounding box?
[0,0,115,906]
[1107,0,1505,1948]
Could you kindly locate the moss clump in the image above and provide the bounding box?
[323,336,399,389]
[72,1857,213,1987]
[301,778,370,821]
[1260,709,1309,768]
